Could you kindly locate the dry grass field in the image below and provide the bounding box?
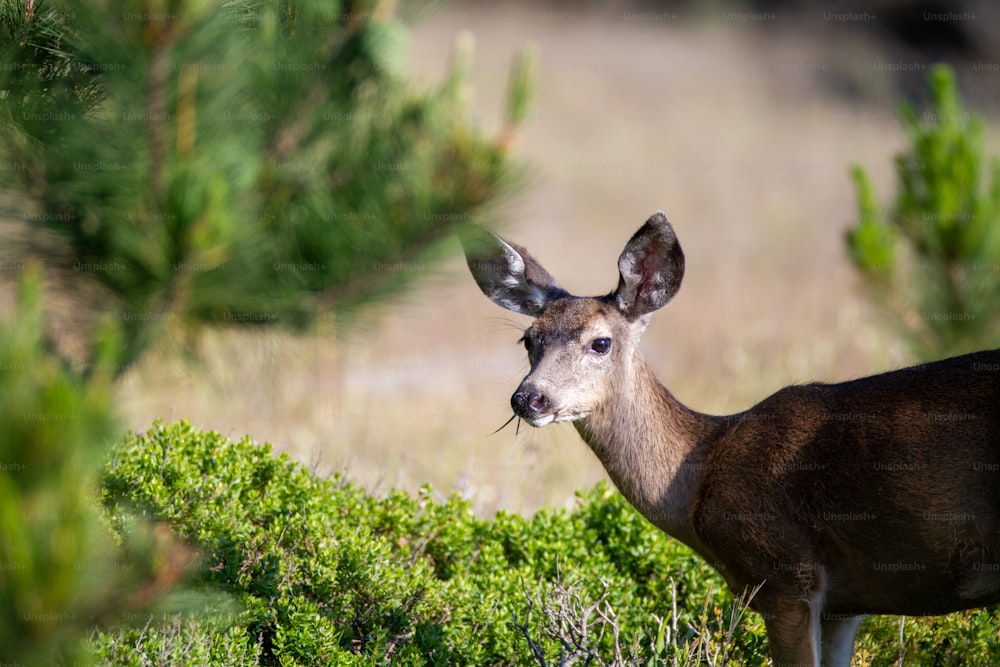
[114,3,1000,516]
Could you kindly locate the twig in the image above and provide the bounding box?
[512,590,549,666]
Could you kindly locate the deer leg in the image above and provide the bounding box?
[762,602,819,667]
[820,614,864,667]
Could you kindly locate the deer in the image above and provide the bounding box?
[461,211,1000,667]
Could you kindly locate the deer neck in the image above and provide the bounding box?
[573,356,720,552]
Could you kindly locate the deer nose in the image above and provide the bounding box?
[511,387,550,418]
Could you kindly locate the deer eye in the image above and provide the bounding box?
[590,337,611,355]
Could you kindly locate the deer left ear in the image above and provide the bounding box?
[614,211,685,320]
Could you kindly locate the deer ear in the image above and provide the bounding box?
[614,211,685,320]
[461,225,569,316]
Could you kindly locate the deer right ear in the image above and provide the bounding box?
[461,225,569,316]
[614,211,685,320]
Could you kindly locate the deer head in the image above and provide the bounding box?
[462,211,684,428]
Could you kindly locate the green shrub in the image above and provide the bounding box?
[0,269,118,664]
[846,64,1000,359]
[0,272,234,665]
[89,612,262,667]
[98,420,762,665]
[855,608,1000,666]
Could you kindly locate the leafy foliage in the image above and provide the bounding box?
[98,420,765,665]
[856,607,1000,666]
[846,64,1000,359]
[95,421,1000,665]
[0,268,118,664]
[0,271,236,665]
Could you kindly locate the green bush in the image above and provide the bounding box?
[91,612,262,667]
[0,269,118,664]
[854,607,1000,667]
[97,420,764,665]
[0,272,235,665]
[847,64,1000,359]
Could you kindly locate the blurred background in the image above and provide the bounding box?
[13,0,1000,516]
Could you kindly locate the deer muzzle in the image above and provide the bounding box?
[511,385,555,426]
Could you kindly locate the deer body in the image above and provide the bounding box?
[463,212,1000,666]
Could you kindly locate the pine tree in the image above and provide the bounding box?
[846,65,1000,360]
[1,0,534,376]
